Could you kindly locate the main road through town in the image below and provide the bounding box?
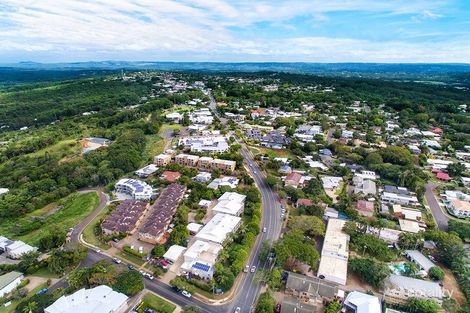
[52,90,284,313]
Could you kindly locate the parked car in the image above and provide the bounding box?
[235,307,241,313]
[128,265,135,270]
[250,266,256,273]
[244,265,250,273]
[112,258,121,264]
[262,227,267,233]
[36,288,48,295]
[181,290,192,298]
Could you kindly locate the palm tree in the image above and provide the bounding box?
[23,301,38,313]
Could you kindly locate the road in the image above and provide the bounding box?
[51,92,283,312]
[424,182,449,231]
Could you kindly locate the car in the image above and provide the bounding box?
[112,258,121,264]
[262,227,267,233]
[128,265,135,270]
[112,238,120,243]
[244,265,250,273]
[95,249,101,253]
[281,208,286,213]
[147,275,154,280]
[181,290,192,298]
[36,288,48,295]
[250,266,256,273]
[235,307,241,313]
[139,270,145,275]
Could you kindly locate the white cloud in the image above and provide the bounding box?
[0,0,468,62]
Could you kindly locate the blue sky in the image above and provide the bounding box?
[0,0,469,63]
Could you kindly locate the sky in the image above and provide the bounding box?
[0,0,470,63]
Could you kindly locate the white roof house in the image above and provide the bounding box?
[179,136,230,154]
[382,192,419,206]
[321,176,343,190]
[187,222,204,234]
[134,164,159,178]
[404,250,435,273]
[3,240,37,259]
[181,240,222,279]
[44,285,128,313]
[207,176,240,189]
[163,245,187,263]
[195,213,241,245]
[344,291,381,313]
[212,192,246,216]
[399,219,421,233]
[317,219,349,285]
[0,271,24,298]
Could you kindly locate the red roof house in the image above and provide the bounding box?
[356,200,375,217]
[430,127,443,135]
[296,198,314,208]
[161,171,182,183]
[436,172,450,181]
[285,172,302,188]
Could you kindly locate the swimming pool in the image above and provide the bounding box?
[389,262,406,275]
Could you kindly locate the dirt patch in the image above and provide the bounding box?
[441,266,465,305]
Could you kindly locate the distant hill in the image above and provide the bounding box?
[1,61,470,85]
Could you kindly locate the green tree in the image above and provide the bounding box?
[274,229,320,269]
[403,261,419,277]
[288,215,325,236]
[447,162,466,177]
[428,266,445,281]
[265,175,278,188]
[407,298,439,313]
[398,232,423,250]
[349,258,390,287]
[113,270,144,296]
[22,301,38,313]
[325,300,342,313]
[255,291,276,313]
[152,244,166,258]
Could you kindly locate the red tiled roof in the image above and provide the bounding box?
[162,171,181,182]
[286,172,302,183]
[436,172,450,181]
[356,200,374,212]
[296,198,313,207]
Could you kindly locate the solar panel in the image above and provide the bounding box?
[192,262,210,272]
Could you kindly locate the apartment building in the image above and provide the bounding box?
[175,153,200,167]
[154,154,172,166]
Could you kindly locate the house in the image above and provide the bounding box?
[382,191,419,206]
[101,200,149,235]
[187,222,203,235]
[163,245,187,264]
[317,219,349,285]
[212,192,246,216]
[154,154,172,166]
[181,240,222,280]
[161,171,182,182]
[436,172,450,181]
[392,205,422,221]
[0,239,37,259]
[195,213,241,245]
[296,198,313,208]
[399,219,421,233]
[343,291,381,313]
[285,272,340,303]
[353,178,377,196]
[354,170,379,181]
[285,172,303,188]
[319,148,332,156]
[138,184,186,244]
[342,130,354,138]
[404,250,435,274]
[134,164,159,178]
[114,178,153,201]
[446,198,470,218]
[279,165,292,174]
[193,172,212,183]
[281,296,317,313]
[207,176,239,189]
[44,285,128,313]
[355,200,375,217]
[0,271,24,298]
[321,176,342,190]
[384,275,443,305]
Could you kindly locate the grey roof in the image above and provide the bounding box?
[384,185,410,195]
[385,275,443,299]
[286,272,338,299]
[0,271,23,291]
[405,250,435,272]
[281,296,317,313]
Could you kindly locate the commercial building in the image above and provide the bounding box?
[195,213,241,245]
[343,291,381,313]
[179,136,229,154]
[212,192,246,216]
[138,184,186,244]
[384,275,443,305]
[181,240,223,280]
[317,218,349,285]
[154,154,172,166]
[114,179,153,201]
[101,200,149,235]
[0,271,24,298]
[44,285,128,313]
[169,153,236,173]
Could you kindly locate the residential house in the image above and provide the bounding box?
[180,240,222,280]
[384,275,443,305]
[161,171,182,182]
[0,271,24,298]
[212,192,246,216]
[404,250,435,274]
[343,291,381,313]
[195,213,241,245]
[355,200,375,217]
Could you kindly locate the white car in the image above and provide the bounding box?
[244,265,250,273]
[262,227,267,233]
[250,266,256,273]
[235,307,241,313]
[181,290,192,298]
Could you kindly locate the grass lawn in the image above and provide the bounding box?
[0,192,99,245]
[117,251,145,266]
[137,293,176,313]
[0,283,47,313]
[144,134,165,160]
[248,145,295,159]
[28,139,81,159]
[31,267,60,279]
[82,205,112,250]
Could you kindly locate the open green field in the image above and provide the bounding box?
[82,205,112,250]
[27,139,81,159]
[117,251,145,266]
[137,293,176,313]
[0,192,99,245]
[144,124,181,160]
